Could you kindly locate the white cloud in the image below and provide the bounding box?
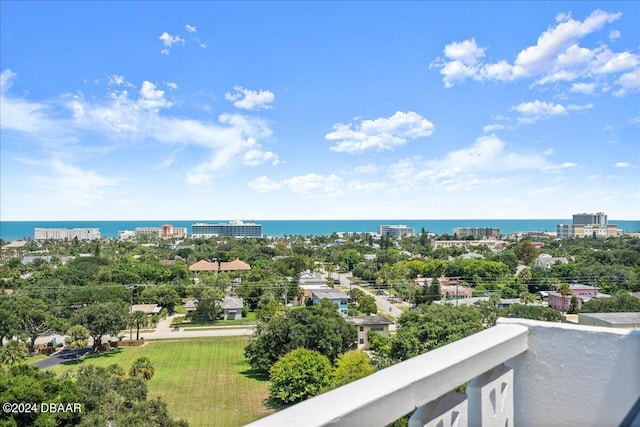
[248,176,282,193]
[482,124,505,133]
[512,10,621,77]
[354,164,380,174]
[386,135,570,192]
[139,81,172,109]
[165,82,178,90]
[512,100,567,122]
[243,149,280,167]
[326,111,434,153]
[443,38,486,64]
[185,24,197,33]
[0,69,17,91]
[108,75,126,86]
[348,180,388,193]
[567,103,594,111]
[225,86,275,110]
[159,32,184,47]
[570,82,596,94]
[609,30,621,40]
[159,32,185,54]
[28,159,122,206]
[0,69,68,137]
[284,173,343,195]
[1,70,280,186]
[613,68,640,97]
[431,9,635,95]
[614,162,631,168]
[248,173,343,197]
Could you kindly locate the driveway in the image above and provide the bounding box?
[33,347,92,369]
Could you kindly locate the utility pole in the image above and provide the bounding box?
[126,284,137,340]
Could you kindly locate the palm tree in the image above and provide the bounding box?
[0,340,28,367]
[65,325,90,364]
[129,311,149,341]
[519,291,540,306]
[129,357,155,381]
[557,283,574,312]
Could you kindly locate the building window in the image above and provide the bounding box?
[359,326,364,332]
[370,325,384,332]
[359,339,364,345]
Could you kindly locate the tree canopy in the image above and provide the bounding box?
[245,299,356,372]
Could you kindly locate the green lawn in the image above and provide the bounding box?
[48,337,273,427]
[179,311,257,327]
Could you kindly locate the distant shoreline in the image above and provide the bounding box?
[1,219,639,241]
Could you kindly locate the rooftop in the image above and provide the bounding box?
[345,316,394,326]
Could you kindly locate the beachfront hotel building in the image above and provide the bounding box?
[557,212,618,238]
[453,227,500,238]
[378,225,414,239]
[34,227,100,241]
[133,224,187,239]
[191,220,262,238]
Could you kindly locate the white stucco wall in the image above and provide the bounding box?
[499,318,640,427]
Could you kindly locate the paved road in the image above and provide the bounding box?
[323,271,407,321]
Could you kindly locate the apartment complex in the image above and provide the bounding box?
[557,212,618,238]
[34,228,100,241]
[191,220,262,238]
[453,227,500,238]
[132,224,187,239]
[378,224,414,239]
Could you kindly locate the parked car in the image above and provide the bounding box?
[333,279,340,284]
[377,289,386,295]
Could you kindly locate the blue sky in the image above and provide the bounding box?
[1,2,638,221]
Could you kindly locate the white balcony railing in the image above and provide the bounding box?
[247,318,640,427]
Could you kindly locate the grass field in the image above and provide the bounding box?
[48,337,273,427]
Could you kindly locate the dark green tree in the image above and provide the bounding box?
[268,348,332,404]
[245,299,356,372]
[358,295,378,315]
[71,302,128,352]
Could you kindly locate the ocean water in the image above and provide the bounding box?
[1,219,639,241]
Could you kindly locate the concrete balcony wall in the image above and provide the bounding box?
[498,318,640,427]
[248,318,640,427]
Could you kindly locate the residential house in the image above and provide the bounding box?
[222,296,243,320]
[310,288,350,316]
[534,254,569,269]
[346,316,394,349]
[440,284,473,300]
[130,304,162,316]
[185,299,198,314]
[548,283,599,311]
[298,270,330,305]
[188,258,251,273]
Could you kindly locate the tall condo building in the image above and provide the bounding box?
[557,212,617,238]
[378,225,415,239]
[453,227,500,238]
[192,220,262,238]
[34,228,100,241]
[572,212,607,227]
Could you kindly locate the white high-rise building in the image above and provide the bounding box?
[557,212,617,238]
[34,228,100,241]
[192,220,262,238]
[378,225,415,239]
